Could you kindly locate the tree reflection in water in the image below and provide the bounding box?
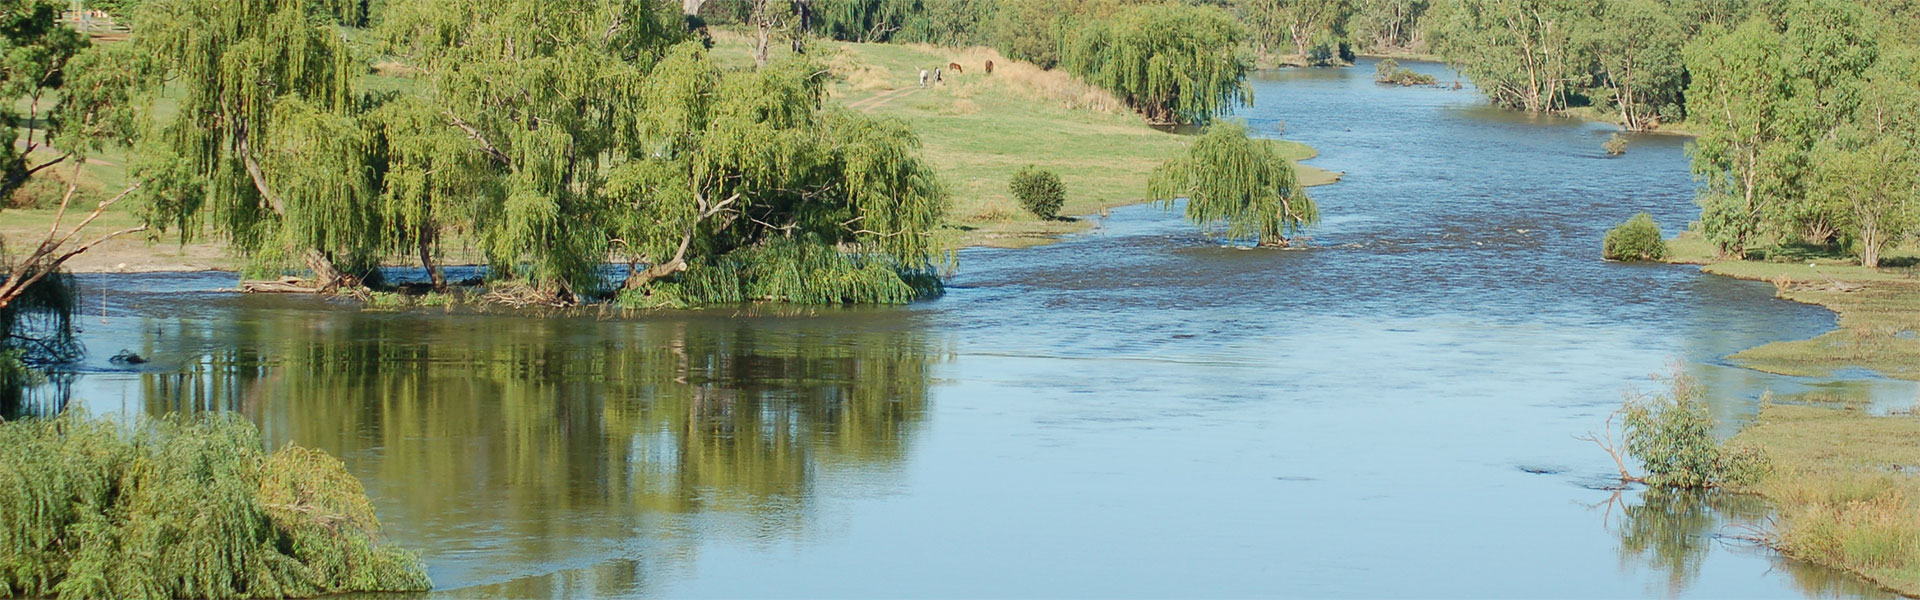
[121,306,943,595]
[1604,487,1897,599]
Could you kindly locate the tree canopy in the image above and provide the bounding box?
[1060,3,1253,125]
[1148,121,1316,247]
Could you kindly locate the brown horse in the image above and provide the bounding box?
[948,62,964,74]
[984,60,994,74]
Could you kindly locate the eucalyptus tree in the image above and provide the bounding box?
[1426,0,1591,114]
[130,0,380,289]
[608,45,947,303]
[379,0,683,301]
[1236,0,1353,64]
[1147,121,1317,248]
[1684,19,1794,258]
[1349,0,1427,53]
[1580,0,1685,131]
[1061,3,1252,125]
[1810,51,1920,268]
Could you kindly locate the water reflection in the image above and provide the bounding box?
[1607,488,1896,599]
[118,305,943,592]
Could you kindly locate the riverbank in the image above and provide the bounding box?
[1665,231,1920,596]
[2,37,1338,272]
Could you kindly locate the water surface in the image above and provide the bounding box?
[25,59,1920,598]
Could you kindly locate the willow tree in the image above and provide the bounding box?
[131,0,378,289]
[1061,4,1252,125]
[379,0,683,301]
[608,45,947,304]
[1148,121,1317,247]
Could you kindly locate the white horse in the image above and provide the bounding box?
[918,69,929,88]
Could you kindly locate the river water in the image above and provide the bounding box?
[17,59,1920,598]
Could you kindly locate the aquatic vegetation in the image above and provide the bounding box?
[1372,59,1434,86]
[1603,134,1629,156]
[1603,213,1668,261]
[0,412,431,599]
[1009,166,1066,220]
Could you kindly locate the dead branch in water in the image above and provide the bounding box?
[1578,403,1646,486]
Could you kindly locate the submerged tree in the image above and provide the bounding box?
[1147,121,1316,247]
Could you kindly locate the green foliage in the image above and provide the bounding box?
[1060,4,1253,124]
[1237,0,1354,64]
[1581,0,1687,130]
[1373,58,1434,85]
[606,44,948,303]
[1009,165,1065,219]
[1426,0,1590,113]
[1622,371,1768,489]
[1602,134,1628,156]
[0,0,97,200]
[0,412,430,599]
[1148,121,1316,247]
[380,0,685,298]
[131,0,372,282]
[816,0,994,45]
[620,236,941,307]
[1349,0,1429,52]
[1603,213,1667,261]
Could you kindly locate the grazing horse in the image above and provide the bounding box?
[933,68,942,84]
[918,68,928,88]
[984,60,994,75]
[948,62,963,74]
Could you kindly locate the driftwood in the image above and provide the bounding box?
[240,277,325,294]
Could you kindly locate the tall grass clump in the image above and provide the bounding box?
[619,236,942,308]
[0,412,431,599]
[1009,165,1065,219]
[1603,213,1669,262]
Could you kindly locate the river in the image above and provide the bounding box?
[17,59,1920,598]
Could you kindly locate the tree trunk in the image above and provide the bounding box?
[419,233,446,290]
[302,249,345,291]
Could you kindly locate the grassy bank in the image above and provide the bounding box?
[3,35,1339,271]
[1665,231,1920,595]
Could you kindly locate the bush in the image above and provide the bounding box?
[1604,213,1668,262]
[0,412,432,599]
[5,175,96,210]
[1373,58,1435,86]
[1603,134,1628,156]
[1009,165,1066,219]
[1622,371,1768,489]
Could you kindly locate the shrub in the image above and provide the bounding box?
[1373,58,1435,86]
[5,175,96,210]
[1604,213,1668,262]
[1009,165,1066,219]
[1622,371,1768,489]
[0,412,432,599]
[1604,134,1629,156]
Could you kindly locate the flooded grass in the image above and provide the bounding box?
[1734,405,1920,596]
[1669,231,1920,595]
